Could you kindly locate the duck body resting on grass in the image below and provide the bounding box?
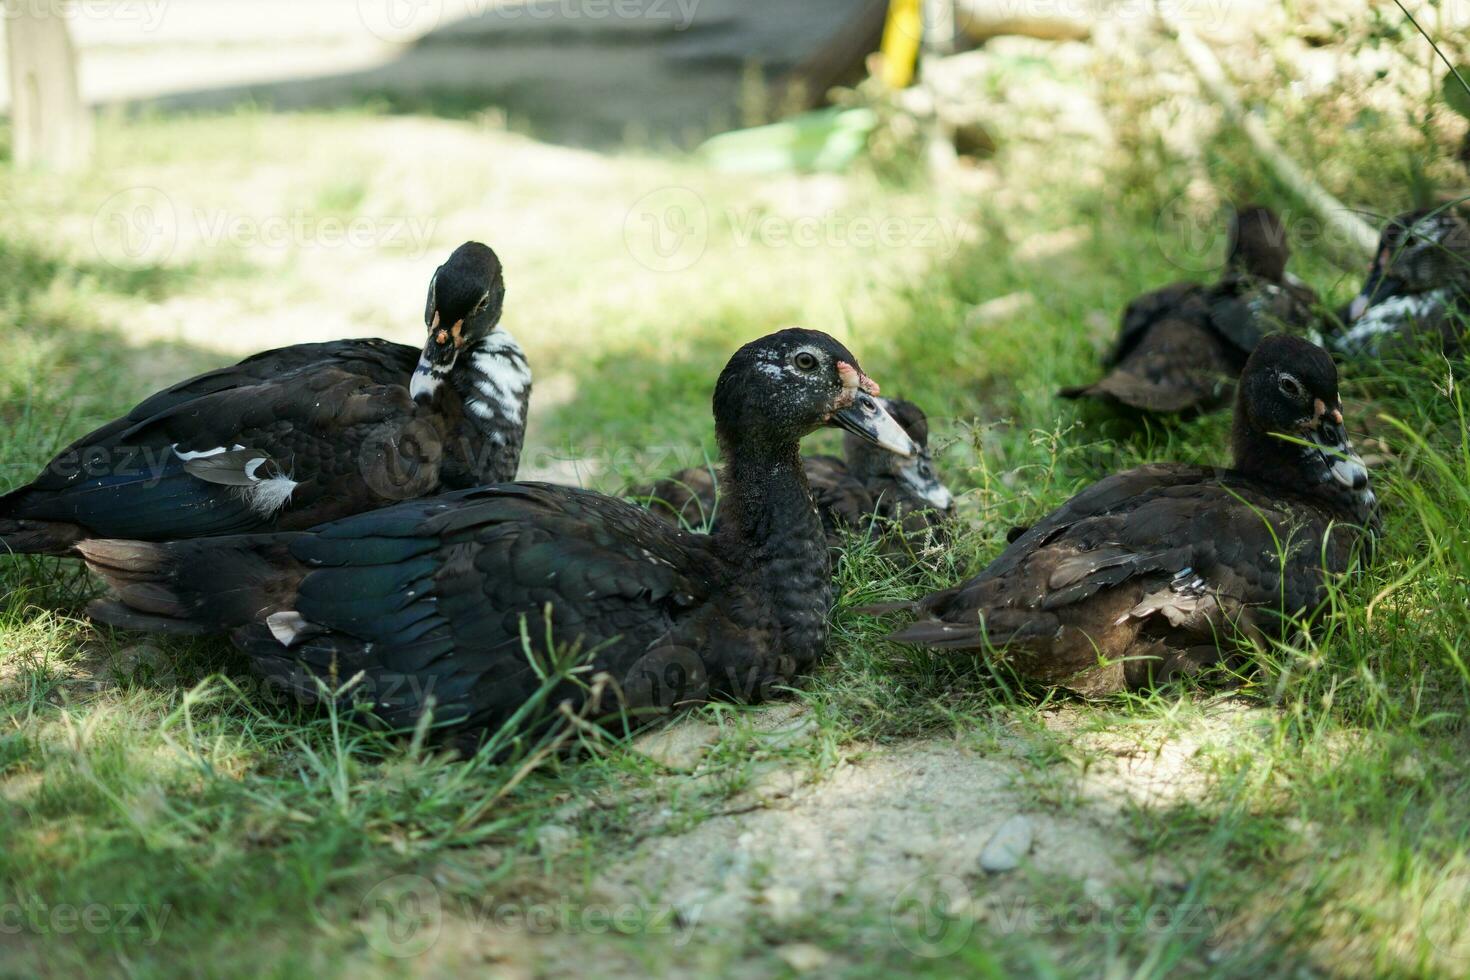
[1061,206,1321,415]
[80,329,916,737]
[884,336,1378,696]
[1335,207,1470,357]
[0,243,530,556]
[629,397,954,547]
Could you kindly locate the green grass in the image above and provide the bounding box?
[3,51,1470,975]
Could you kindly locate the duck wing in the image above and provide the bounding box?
[1109,281,1207,365]
[83,484,735,733]
[1059,317,1238,414]
[2,365,433,540]
[888,465,1360,694]
[88,339,418,446]
[1206,275,1322,354]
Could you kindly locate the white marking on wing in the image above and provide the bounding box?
[173,444,244,461]
[267,610,311,647]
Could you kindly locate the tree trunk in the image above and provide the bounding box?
[4,1,93,171]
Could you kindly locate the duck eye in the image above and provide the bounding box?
[793,351,819,372]
[1278,374,1306,400]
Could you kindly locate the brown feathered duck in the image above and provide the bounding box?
[879,336,1378,696]
[0,243,530,556]
[79,329,917,738]
[1334,207,1470,357]
[1060,205,1321,415]
[628,396,954,547]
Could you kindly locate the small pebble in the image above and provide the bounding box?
[979,815,1034,873]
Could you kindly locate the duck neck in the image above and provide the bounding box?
[447,330,532,485]
[716,439,832,670]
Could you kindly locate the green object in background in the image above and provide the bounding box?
[1442,64,1470,120]
[696,108,879,174]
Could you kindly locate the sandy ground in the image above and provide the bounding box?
[391,698,1262,973]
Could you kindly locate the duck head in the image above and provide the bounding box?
[1226,204,1290,283]
[713,329,916,460]
[411,242,507,403]
[1232,335,1375,522]
[1345,208,1470,322]
[844,398,954,512]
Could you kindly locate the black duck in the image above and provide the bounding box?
[0,243,529,555]
[885,336,1378,696]
[80,329,915,737]
[1060,205,1320,415]
[1335,207,1470,356]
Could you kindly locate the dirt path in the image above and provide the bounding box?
[392,698,1262,973]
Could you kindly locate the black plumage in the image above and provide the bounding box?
[885,336,1378,696]
[1060,205,1321,415]
[0,242,531,555]
[80,329,918,738]
[629,397,955,548]
[1334,207,1470,356]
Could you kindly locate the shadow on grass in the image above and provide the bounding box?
[0,233,239,608]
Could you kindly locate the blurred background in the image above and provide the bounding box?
[2,0,1468,489]
[5,6,1470,973]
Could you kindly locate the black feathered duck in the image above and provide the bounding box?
[79,329,915,737]
[878,336,1377,696]
[629,396,954,547]
[1335,207,1470,356]
[1061,205,1321,415]
[0,242,530,555]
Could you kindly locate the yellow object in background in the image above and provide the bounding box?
[880,0,923,89]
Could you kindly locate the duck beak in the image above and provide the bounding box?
[410,313,465,404]
[897,452,954,511]
[832,392,917,458]
[1306,398,1370,490]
